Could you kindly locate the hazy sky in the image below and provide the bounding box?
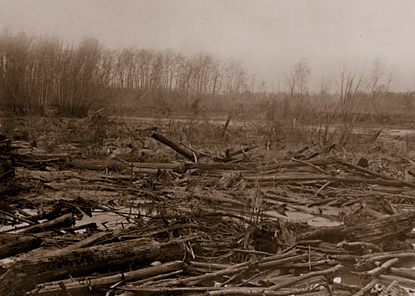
[1,0,415,91]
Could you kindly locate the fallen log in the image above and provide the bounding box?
[297,211,415,244]
[0,209,35,225]
[378,274,415,289]
[42,230,113,259]
[356,251,415,269]
[152,260,253,287]
[66,158,334,174]
[19,213,75,234]
[151,132,198,161]
[351,257,399,277]
[119,286,328,296]
[0,235,197,294]
[244,174,415,188]
[191,187,248,207]
[267,264,343,291]
[128,269,184,286]
[28,260,185,296]
[390,267,415,280]
[0,233,42,260]
[331,157,395,180]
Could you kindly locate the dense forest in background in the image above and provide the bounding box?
[0,30,414,124]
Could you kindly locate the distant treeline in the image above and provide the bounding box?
[1,30,414,121]
[0,30,251,116]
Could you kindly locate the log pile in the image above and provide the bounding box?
[1,120,415,296]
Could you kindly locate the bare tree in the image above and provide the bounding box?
[337,62,365,118]
[369,58,393,119]
[223,61,247,94]
[285,59,311,98]
[210,59,221,96]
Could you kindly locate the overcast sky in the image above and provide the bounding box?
[1,0,415,91]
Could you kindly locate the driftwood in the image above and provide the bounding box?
[119,286,323,296]
[297,211,415,244]
[331,157,395,180]
[29,260,185,295]
[66,156,334,173]
[0,233,42,260]
[357,252,415,268]
[378,280,400,296]
[0,209,35,225]
[378,274,415,289]
[245,174,415,188]
[1,235,197,292]
[44,230,113,258]
[4,121,415,296]
[18,213,75,234]
[151,132,198,161]
[352,278,378,296]
[390,267,415,280]
[213,288,316,296]
[267,264,343,291]
[352,257,399,277]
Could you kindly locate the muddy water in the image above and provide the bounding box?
[116,116,415,136]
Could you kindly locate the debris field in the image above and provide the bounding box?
[2,114,415,296]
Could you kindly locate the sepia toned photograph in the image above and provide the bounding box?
[1,1,415,295]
